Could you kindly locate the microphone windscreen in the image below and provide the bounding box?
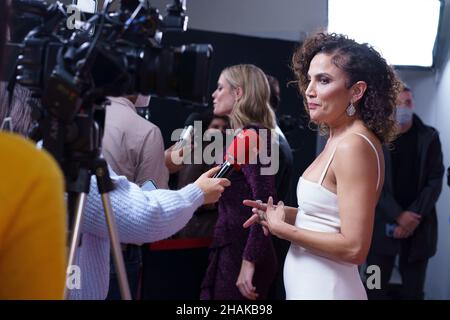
[225,129,260,167]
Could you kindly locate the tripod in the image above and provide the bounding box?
[63,157,131,300]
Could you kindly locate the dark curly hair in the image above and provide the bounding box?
[292,32,401,143]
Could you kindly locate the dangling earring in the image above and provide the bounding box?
[346,103,356,117]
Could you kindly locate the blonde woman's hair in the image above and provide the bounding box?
[221,64,276,130]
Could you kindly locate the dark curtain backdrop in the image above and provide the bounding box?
[149,29,317,206]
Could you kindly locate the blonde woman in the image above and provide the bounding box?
[200,64,278,300]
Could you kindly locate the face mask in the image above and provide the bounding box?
[134,94,151,108]
[395,106,413,125]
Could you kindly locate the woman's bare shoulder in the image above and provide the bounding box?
[334,131,382,170]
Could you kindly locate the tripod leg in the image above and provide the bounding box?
[64,192,87,300]
[100,193,132,300]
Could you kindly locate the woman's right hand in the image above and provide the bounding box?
[242,199,270,236]
[194,166,231,205]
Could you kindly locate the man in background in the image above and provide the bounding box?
[366,85,444,300]
[102,94,169,299]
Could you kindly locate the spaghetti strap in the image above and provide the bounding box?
[352,133,381,190]
[318,133,381,190]
[318,147,338,186]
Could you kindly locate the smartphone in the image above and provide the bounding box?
[141,179,158,192]
[385,223,396,238]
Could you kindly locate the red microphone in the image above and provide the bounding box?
[213,129,260,178]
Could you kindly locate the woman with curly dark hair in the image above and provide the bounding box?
[244,32,401,299]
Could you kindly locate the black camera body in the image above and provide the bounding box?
[10,0,212,178]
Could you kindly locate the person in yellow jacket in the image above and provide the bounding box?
[0,132,67,299]
[0,0,65,300]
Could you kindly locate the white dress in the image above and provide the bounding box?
[283,133,380,300]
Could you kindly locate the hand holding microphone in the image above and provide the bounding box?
[194,166,231,204]
[195,129,261,204]
[183,128,262,204]
[213,128,261,178]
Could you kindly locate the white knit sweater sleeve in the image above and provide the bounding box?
[81,172,204,244]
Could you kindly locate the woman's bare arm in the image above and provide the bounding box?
[263,135,381,264]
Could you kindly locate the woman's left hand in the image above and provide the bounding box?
[242,200,269,235]
[243,197,285,236]
[262,196,285,237]
[236,259,258,300]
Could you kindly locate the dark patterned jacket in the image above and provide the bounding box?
[200,125,278,300]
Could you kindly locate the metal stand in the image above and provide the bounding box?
[63,158,131,300]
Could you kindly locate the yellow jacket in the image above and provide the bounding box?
[0,132,66,299]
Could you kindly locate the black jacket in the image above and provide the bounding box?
[370,115,444,262]
[275,130,294,203]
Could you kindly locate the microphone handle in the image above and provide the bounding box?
[173,125,193,150]
[213,161,234,178]
[180,125,194,141]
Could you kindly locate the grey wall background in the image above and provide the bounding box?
[149,0,450,299]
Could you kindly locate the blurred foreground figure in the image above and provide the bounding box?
[0,0,67,300]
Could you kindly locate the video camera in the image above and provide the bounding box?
[8,0,212,178]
